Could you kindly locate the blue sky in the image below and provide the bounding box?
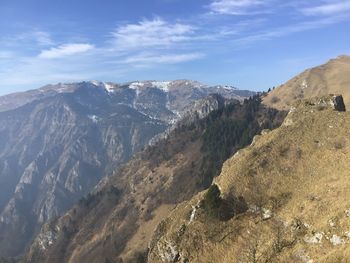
[0,0,349,95]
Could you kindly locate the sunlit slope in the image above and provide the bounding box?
[264,55,350,110]
[149,95,350,263]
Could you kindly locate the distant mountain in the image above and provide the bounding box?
[264,55,350,109]
[24,95,284,263]
[148,95,350,263]
[0,80,253,257]
[0,80,253,114]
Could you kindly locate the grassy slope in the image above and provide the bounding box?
[263,55,350,110]
[25,97,284,263]
[149,97,350,263]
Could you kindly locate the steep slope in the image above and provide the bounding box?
[0,80,253,257]
[24,96,285,263]
[263,55,350,110]
[0,84,167,257]
[148,95,350,263]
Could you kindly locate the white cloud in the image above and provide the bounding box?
[111,18,194,50]
[124,52,204,64]
[39,43,94,59]
[209,0,266,15]
[301,0,350,16]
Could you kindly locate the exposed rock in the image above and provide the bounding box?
[262,208,272,220]
[330,234,344,246]
[0,80,253,257]
[263,55,350,110]
[331,95,346,111]
[345,209,350,217]
[157,240,180,263]
[304,232,323,244]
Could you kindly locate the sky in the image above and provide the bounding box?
[0,0,349,95]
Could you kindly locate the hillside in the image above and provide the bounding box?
[0,80,252,257]
[263,55,350,110]
[148,95,350,263]
[24,96,285,263]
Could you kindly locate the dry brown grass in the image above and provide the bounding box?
[263,55,350,110]
[149,102,350,263]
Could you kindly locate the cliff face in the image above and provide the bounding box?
[24,96,284,263]
[148,95,350,263]
[0,80,252,257]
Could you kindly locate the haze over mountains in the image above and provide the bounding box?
[0,79,252,257]
[0,55,349,263]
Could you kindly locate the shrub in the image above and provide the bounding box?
[271,96,280,104]
[202,184,222,219]
[201,184,236,220]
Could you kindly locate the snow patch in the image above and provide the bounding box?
[129,81,145,89]
[88,115,100,123]
[151,81,171,92]
[217,85,237,90]
[104,83,115,93]
[129,82,145,96]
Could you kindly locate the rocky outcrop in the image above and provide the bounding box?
[24,96,282,263]
[148,95,350,263]
[263,55,350,110]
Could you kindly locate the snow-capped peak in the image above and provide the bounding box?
[215,85,237,90]
[89,81,116,93]
[151,81,171,92]
[129,82,145,90]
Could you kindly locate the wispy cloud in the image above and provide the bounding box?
[301,0,350,16]
[124,52,204,64]
[31,31,54,46]
[1,1,349,94]
[111,18,194,50]
[232,14,348,46]
[209,0,267,15]
[38,43,95,59]
[0,30,54,48]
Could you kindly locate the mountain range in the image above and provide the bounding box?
[0,80,253,257]
[0,55,350,263]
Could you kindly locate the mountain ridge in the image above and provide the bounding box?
[148,95,350,263]
[0,80,253,258]
[263,55,350,110]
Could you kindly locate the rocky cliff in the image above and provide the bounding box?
[148,95,350,263]
[0,80,252,257]
[24,95,284,263]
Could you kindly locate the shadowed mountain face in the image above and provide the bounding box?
[24,96,285,263]
[0,80,253,257]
